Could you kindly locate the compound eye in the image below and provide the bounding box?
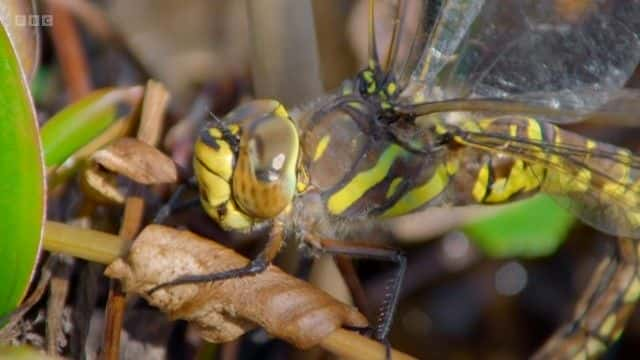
[232,102,299,218]
[248,114,297,182]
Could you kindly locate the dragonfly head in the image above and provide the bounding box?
[193,100,300,231]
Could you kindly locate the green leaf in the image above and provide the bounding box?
[463,195,575,258]
[40,88,122,167]
[0,18,44,320]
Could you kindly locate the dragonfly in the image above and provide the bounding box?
[153,0,640,357]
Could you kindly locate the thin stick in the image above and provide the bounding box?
[101,80,170,360]
[45,0,92,100]
[321,328,416,360]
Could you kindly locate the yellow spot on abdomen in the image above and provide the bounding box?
[484,160,542,203]
[526,118,543,141]
[472,163,490,202]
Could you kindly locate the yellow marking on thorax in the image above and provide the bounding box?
[328,145,405,215]
[228,124,240,135]
[446,157,459,175]
[382,164,449,218]
[296,161,309,193]
[386,177,403,198]
[461,119,482,133]
[313,135,331,161]
[434,123,448,135]
[386,82,397,95]
[472,163,490,202]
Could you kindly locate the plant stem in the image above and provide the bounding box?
[321,328,416,360]
[43,221,126,264]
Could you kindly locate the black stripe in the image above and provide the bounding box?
[200,127,220,150]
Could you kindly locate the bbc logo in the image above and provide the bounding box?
[14,15,53,27]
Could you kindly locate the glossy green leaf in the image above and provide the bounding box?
[40,87,140,167]
[464,195,575,258]
[0,18,44,320]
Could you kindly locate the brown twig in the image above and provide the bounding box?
[47,0,153,80]
[46,255,73,355]
[101,80,170,360]
[0,257,54,342]
[45,0,92,100]
[321,328,415,360]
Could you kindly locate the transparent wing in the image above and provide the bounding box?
[398,0,485,96]
[452,116,640,238]
[399,90,640,126]
[399,0,640,123]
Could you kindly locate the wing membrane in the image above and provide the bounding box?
[399,0,640,124]
[399,91,640,126]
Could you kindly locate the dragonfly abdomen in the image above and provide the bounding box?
[449,116,550,205]
[451,115,640,237]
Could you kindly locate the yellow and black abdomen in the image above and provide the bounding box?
[451,115,640,238]
[448,116,550,206]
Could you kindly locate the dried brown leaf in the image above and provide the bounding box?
[79,164,124,204]
[104,225,368,349]
[91,137,177,185]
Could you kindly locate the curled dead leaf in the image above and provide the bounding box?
[91,137,178,185]
[79,164,125,204]
[104,225,368,349]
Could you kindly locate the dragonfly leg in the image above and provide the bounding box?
[148,220,285,293]
[305,237,406,342]
[533,237,640,359]
[153,176,199,224]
